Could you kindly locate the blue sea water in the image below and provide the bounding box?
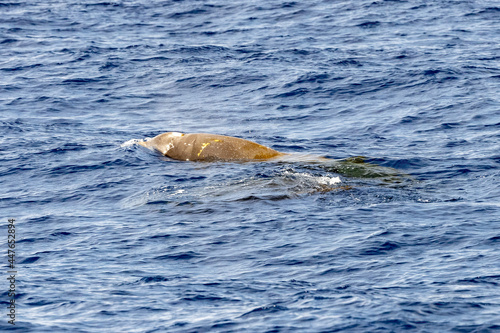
[1,0,500,331]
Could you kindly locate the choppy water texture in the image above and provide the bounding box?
[1,0,500,332]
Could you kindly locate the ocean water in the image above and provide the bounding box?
[1,0,500,331]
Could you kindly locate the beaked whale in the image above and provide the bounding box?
[138,132,285,162]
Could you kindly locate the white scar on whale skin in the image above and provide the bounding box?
[163,142,174,155]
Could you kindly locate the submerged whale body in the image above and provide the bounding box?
[139,132,285,161]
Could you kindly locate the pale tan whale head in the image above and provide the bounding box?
[138,132,184,155]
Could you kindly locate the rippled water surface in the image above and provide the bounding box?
[1,0,500,332]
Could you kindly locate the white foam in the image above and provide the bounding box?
[120,137,151,148]
[316,175,342,185]
[283,171,341,185]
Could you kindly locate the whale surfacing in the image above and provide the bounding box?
[138,132,285,162]
[136,131,410,184]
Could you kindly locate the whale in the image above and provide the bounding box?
[136,132,410,185]
[138,132,286,162]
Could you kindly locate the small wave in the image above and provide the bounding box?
[139,276,171,283]
[168,8,208,19]
[357,21,381,29]
[20,256,41,264]
[240,304,288,317]
[1,38,18,44]
[62,77,102,84]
